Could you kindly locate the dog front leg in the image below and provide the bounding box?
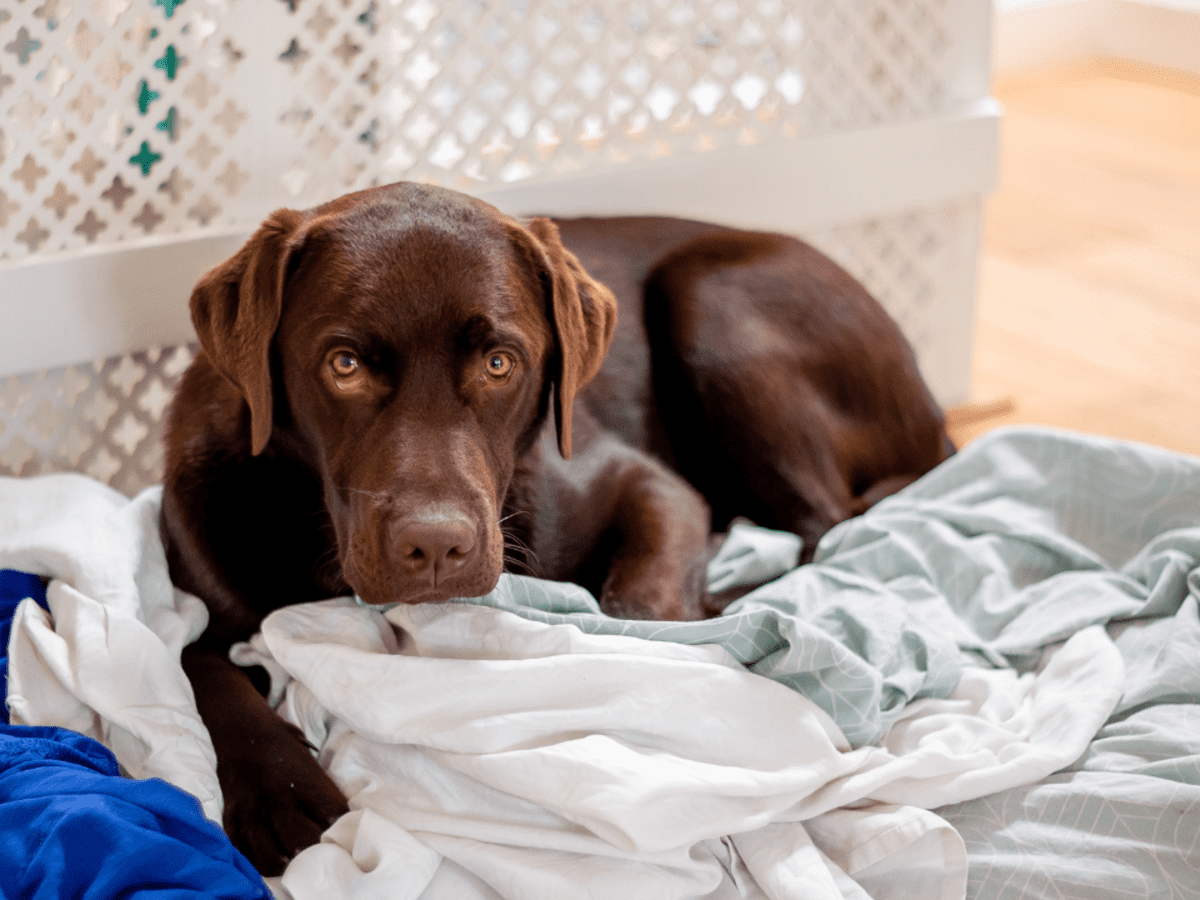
[597,462,713,620]
[533,429,712,621]
[181,643,349,875]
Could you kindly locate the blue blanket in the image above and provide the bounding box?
[0,571,270,900]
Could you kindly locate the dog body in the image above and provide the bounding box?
[160,182,950,872]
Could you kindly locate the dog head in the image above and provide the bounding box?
[188,182,616,606]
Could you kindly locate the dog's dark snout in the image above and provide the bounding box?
[393,512,477,583]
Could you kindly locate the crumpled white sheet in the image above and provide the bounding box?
[0,474,219,818]
[0,474,1127,900]
[248,598,967,900]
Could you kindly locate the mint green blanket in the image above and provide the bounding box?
[468,426,1200,899]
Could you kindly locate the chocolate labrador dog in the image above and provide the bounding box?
[161,181,951,873]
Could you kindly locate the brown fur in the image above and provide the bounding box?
[160,182,951,873]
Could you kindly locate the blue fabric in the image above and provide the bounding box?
[1,569,48,722]
[0,724,272,899]
[0,572,271,898]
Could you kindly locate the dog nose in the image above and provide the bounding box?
[393,515,476,584]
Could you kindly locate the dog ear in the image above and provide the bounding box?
[189,208,304,456]
[525,218,618,459]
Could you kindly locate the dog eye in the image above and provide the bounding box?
[484,352,515,381]
[329,352,361,379]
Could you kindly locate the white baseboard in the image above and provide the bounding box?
[995,0,1200,77]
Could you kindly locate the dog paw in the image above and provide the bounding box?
[219,725,350,876]
[598,561,709,621]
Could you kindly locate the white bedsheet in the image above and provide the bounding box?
[0,467,1125,900]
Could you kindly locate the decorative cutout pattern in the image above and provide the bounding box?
[0,202,967,495]
[812,202,969,360]
[0,344,194,496]
[1,0,966,259]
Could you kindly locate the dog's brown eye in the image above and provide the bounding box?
[330,352,360,379]
[484,352,515,381]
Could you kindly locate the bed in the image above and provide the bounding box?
[2,423,1198,899]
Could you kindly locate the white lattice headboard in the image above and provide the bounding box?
[0,0,999,493]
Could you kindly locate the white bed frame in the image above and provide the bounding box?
[0,0,999,493]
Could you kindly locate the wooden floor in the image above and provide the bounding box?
[947,59,1200,456]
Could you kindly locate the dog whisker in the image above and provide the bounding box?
[501,525,541,576]
[501,551,537,576]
